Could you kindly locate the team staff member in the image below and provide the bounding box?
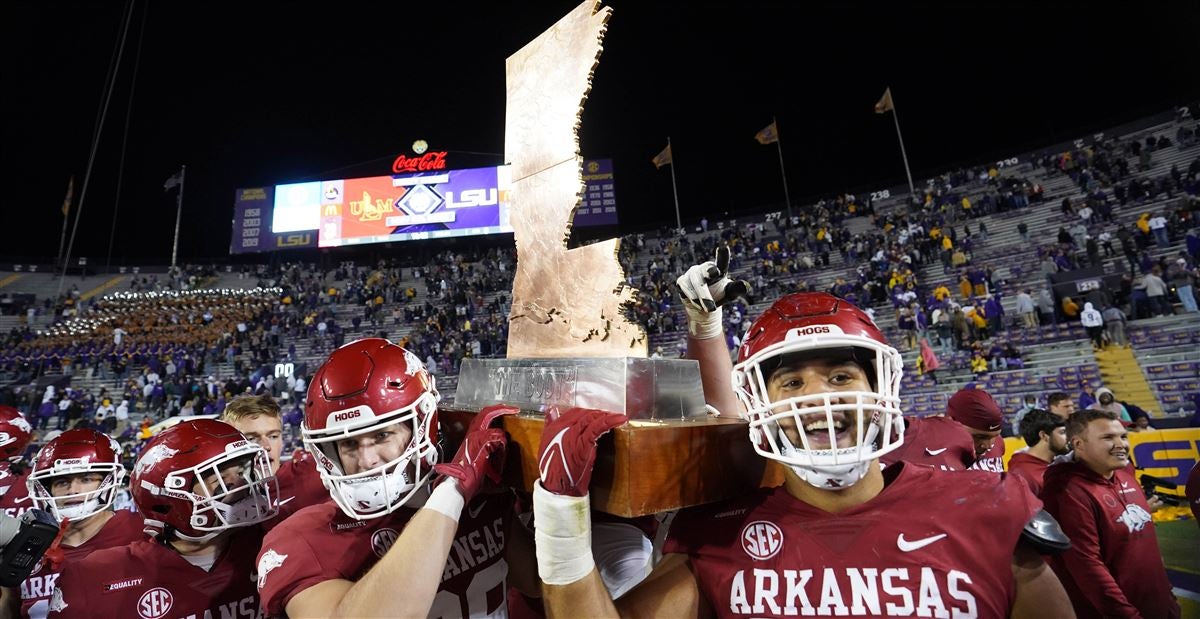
[1007,409,1069,497]
[1042,409,1180,619]
[532,291,1073,618]
[220,394,327,522]
[47,420,278,618]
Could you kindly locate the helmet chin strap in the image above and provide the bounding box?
[774,420,881,490]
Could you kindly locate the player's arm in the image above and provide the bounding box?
[1044,489,1142,618]
[1010,543,1073,619]
[287,508,461,618]
[0,585,18,619]
[544,553,711,619]
[534,408,709,619]
[287,405,520,619]
[676,245,750,418]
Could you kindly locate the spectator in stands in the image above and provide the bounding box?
[1170,258,1197,313]
[1061,296,1080,320]
[917,337,940,384]
[1148,211,1170,248]
[1080,302,1104,348]
[1047,392,1077,421]
[1143,267,1171,316]
[970,350,988,377]
[1088,387,1132,424]
[1079,383,1099,411]
[1016,289,1038,328]
[1009,409,1069,497]
[1012,394,1040,436]
[1101,301,1128,347]
[1128,414,1155,432]
[1036,288,1057,325]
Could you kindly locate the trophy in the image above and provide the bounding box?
[440,0,772,517]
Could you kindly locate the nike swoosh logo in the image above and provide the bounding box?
[278,497,296,506]
[897,533,948,552]
[925,448,947,456]
[538,428,575,487]
[13,495,30,504]
[468,500,485,519]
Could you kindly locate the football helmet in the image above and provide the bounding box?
[131,419,277,542]
[27,429,126,522]
[303,338,440,520]
[0,406,33,462]
[732,293,905,489]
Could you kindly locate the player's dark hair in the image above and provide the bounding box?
[1020,409,1064,446]
[1047,392,1072,408]
[1065,409,1118,440]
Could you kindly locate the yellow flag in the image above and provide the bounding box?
[61,175,75,217]
[874,87,894,114]
[754,121,778,145]
[651,144,672,169]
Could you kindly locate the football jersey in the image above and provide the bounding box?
[266,457,329,530]
[46,526,265,619]
[19,510,146,619]
[258,491,512,618]
[664,462,1040,619]
[879,416,974,471]
[0,465,33,518]
[1005,452,1049,497]
[967,438,1005,473]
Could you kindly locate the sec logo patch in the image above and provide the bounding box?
[137,587,174,619]
[741,520,784,560]
[371,527,399,558]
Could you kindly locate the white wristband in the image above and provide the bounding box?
[686,305,724,340]
[533,482,595,586]
[424,479,465,521]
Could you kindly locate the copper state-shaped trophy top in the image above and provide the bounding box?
[503,0,646,359]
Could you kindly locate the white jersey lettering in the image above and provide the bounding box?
[728,567,978,618]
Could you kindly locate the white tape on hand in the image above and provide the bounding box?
[533,482,595,586]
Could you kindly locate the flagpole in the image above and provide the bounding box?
[772,117,793,220]
[667,137,681,230]
[889,92,917,200]
[170,165,186,268]
[56,178,72,265]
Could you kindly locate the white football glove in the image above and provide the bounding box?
[675,245,751,340]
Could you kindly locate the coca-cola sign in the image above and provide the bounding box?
[392,152,447,174]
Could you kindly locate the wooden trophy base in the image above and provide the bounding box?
[440,407,784,517]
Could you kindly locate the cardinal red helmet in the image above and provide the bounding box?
[0,406,33,462]
[733,293,905,489]
[303,338,439,520]
[27,429,126,522]
[131,419,277,541]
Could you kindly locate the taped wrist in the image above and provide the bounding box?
[424,478,466,521]
[686,305,723,340]
[533,482,595,585]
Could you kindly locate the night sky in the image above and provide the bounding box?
[5,2,1198,265]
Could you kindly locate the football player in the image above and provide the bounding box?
[6,429,144,618]
[1007,409,1069,497]
[533,292,1073,618]
[220,394,327,523]
[46,419,278,618]
[0,405,35,517]
[945,388,1006,472]
[256,338,538,618]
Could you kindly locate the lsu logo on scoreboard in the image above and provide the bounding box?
[276,233,313,247]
